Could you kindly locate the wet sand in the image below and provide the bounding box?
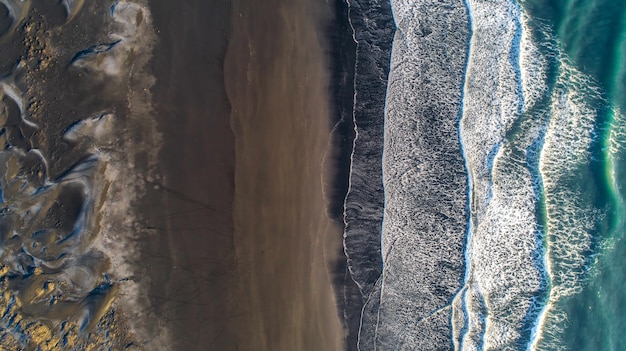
[146,0,344,349]
[141,0,238,349]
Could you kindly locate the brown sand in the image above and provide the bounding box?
[147,0,344,349]
[224,0,345,350]
[145,1,240,349]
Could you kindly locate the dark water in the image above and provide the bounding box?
[333,0,395,349]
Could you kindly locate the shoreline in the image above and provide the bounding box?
[323,0,363,349]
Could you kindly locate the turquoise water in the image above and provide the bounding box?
[522,0,626,349]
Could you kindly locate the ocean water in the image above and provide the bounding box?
[521,1,626,350]
[339,0,394,349]
[344,0,626,349]
[454,0,626,349]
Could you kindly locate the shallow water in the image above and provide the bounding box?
[346,0,626,349]
[521,1,626,350]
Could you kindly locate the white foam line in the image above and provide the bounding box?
[372,1,403,347]
[608,109,626,213]
[528,60,600,351]
[515,12,552,351]
[339,1,377,348]
[356,276,380,351]
[457,0,512,346]
[340,1,389,349]
[379,0,473,348]
[341,0,366,296]
[519,15,548,110]
[452,0,474,347]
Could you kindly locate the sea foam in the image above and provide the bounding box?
[372,0,608,349]
[529,56,604,351]
[451,1,549,349]
[371,0,470,349]
[453,2,605,350]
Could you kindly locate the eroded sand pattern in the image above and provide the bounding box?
[0,1,159,349]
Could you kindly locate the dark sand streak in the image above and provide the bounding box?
[144,0,238,349]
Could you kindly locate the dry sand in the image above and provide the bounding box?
[146,0,345,349]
